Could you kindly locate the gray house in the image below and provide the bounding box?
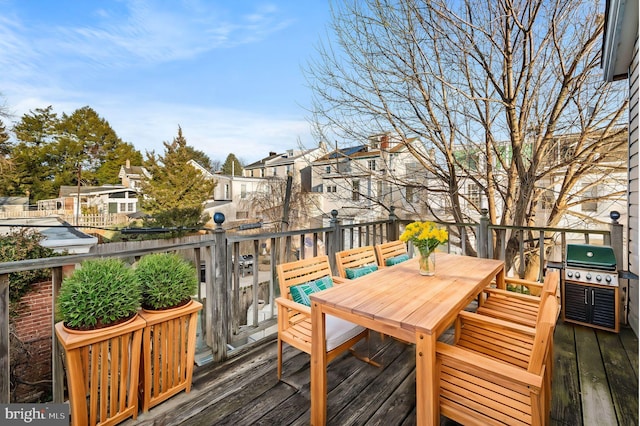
[602,0,639,335]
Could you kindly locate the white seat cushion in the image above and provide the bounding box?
[325,314,366,351]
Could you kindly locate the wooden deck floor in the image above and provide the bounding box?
[123,322,638,426]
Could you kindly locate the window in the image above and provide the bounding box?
[406,186,419,203]
[405,162,420,174]
[581,185,598,212]
[467,183,481,207]
[286,165,292,174]
[326,185,337,193]
[272,167,277,176]
[127,203,134,212]
[352,180,360,201]
[540,190,555,210]
[241,184,247,199]
[224,184,230,199]
[325,166,331,174]
[368,160,376,171]
[260,169,265,177]
[119,203,126,212]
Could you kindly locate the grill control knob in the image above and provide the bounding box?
[606,275,612,283]
[586,273,592,280]
[567,271,573,278]
[596,275,602,282]
[575,271,581,279]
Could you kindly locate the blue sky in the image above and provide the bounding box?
[0,0,332,164]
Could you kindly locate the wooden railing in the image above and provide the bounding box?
[0,207,623,407]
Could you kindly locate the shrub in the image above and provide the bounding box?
[0,228,60,310]
[57,258,141,330]
[135,253,198,310]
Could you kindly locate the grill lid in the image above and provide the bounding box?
[566,244,617,271]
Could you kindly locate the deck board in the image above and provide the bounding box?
[575,326,619,426]
[550,322,582,425]
[122,323,637,426]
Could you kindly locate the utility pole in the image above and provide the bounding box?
[76,164,81,226]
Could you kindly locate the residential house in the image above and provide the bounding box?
[243,143,329,191]
[602,0,639,335]
[56,185,140,216]
[311,133,431,223]
[118,159,150,191]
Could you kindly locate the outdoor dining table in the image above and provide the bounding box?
[310,252,505,425]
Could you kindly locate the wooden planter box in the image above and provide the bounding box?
[138,300,203,412]
[55,315,146,426]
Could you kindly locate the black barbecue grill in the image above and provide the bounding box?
[563,243,619,332]
[565,244,619,286]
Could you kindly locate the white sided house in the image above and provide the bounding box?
[602,0,639,335]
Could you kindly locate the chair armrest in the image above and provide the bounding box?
[332,276,348,285]
[436,342,544,390]
[457,310,536,337]
[482,287,543,304]
[275,297,311,316]
[506,277,544,292]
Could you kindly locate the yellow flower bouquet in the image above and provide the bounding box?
[400,221,448,257]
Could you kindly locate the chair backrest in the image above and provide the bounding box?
[276,255,334,301]
[335,246,379,278]
[375,240,408,267]
[528,295,559,374]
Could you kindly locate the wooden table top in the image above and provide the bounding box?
[311,253,504,339]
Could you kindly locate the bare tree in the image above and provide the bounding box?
[306,0,627,274]
[248,177,318,233]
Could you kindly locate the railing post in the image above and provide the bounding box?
[478,208,489,259]
[328,210,341,273]
[211,212,228,362]
[52,267,64,403]
[0,273,7,403]
[387,206,399,241]
[609,211,624,271]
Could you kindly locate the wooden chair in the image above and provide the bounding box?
[335,246,379,279]
[375,240,409,267]
[275,255,369,379]
[476,269,560,328]
[436,296,558,426]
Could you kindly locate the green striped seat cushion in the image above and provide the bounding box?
[289,275,334,306]
[345,264,378,279]
[385,253,410,266]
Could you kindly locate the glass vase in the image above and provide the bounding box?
[419,251,436,276]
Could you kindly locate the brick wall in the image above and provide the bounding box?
[10,281,53,402]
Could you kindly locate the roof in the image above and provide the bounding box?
[0,217,98,254]
[602,0,639,81]
[244,152,282,169]
[314,138,420,163]
[0,197,28,207]
[118,164,150,179]
[59,185,136,197]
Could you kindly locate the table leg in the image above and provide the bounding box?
[310,301,327,425]
[496,268,506,289]
[415,331,438,425]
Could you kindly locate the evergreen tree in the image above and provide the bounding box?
[7,106,142,201]
[185,146,213,171]
[140,127,216,230]
[221,153,243,176]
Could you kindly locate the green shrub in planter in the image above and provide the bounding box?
[135,253,198,310]
[57,258,141,330]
